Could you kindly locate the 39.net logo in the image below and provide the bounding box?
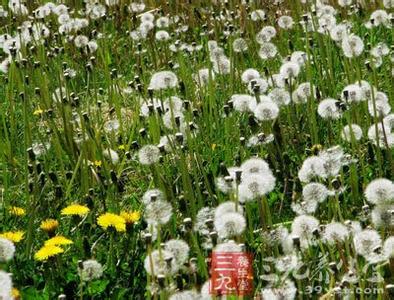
[209,252,253,296]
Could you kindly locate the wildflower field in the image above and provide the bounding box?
[0,0,394,299]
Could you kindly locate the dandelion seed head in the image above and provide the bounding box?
[261,279,297,300]
[214,240,242,252]
[298,156,327,183]
[256,26,276,43]
[214,201,244,220]
[248,78,269,94]
[0,271,12,299]
[254,98,280,121]
[278,16,294,29]
[341,124,363,142]
[79,259,103,282]
[342,34,364,58]
[365,178,394,205]
[144,200,173,225]
[169,290,200,300]
[144,249,178,275]
[231,94,257,112]
[164,239,190,266]
[371,204,394,229]
[383,236,394,258]
[149,71,178,90]
[241,68,260,84]
[258,42,278,59]
[251,9,266,21]
[138,145,160,165]
[291,215,320,241]
[194,207,215,235]
[353,229,382,260]
[317,98,342,119]
[238,173,276,202]
[323,222,349,244]
[0,238,15,262]
[233,37,248,52]
[214,212,246,239]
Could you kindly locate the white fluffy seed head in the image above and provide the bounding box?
[341,124,363,142]
[364,178,394,205]
[231,94,257,112]
[341,34,364,58]
[138,145,160,165]
[302,182,329,203]
[214,212,246,238]
[0,238,15,262]
[323,222,349,244]
[164,239,190,266]
[254,98,280,121]
[238,173,276,202]
[317,98,342,119]
[144,200,173,225]
[79,259,103,281]
[149,71,178,90]
[353,229,382,258]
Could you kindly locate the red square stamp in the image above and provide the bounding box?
[209,252,253,296]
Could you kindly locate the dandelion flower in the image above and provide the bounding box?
[61,204,90,216]
[279,62,300,79]
[79,259,103,281]
[0,238,15,262]
[120,211,141,225]
[240,157,271,178]
[278,16,294,29]
[40,219,59,232]
[44,236,73,246]
[269,88,291,106]
[194,207,215,235]
[97,213,126,232]
[169,290,200,300]
[261,279,297,300]
[9,206,25,216]
[34,245,64,261]
[0,231,24,243]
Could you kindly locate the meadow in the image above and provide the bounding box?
[0,0,393,299]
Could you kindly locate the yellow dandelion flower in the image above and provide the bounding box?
[94,160,102,167]
[97,213,126,232]
[44,236,73,246]
[0,231,24,243]
[33,108,44,116]
[61,204,90,216]
[118,144,126,150]
[211,143,217,151]
[9,206,26,216]
[40,219,59,232]
[120,211,141,225]
[34,245,64,261]
[12,288,20,299]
